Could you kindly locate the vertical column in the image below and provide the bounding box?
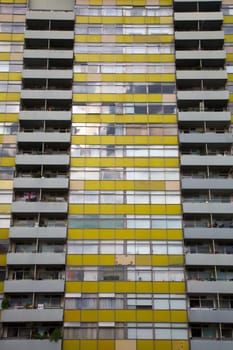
[64,0,189,350]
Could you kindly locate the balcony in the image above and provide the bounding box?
[9,227,67,239]
[183,202,233,214]
[187,280,233,294]
[190,340,233,350]
[13,177,69,189]
[23,69,73,79]
[4,280,65,293]
[179,132,232,144]
[181,155,233,166]
[188,309,233,323]
[7,252,66,265]
[19,110,71,121]
[17,132,70,143]
[1,308,63,322]
[0,339,62,350]
[11,202,68,214]
[182,178,233,190]
[178,111,231,122]
[184,227,233,240]
[186,253,233,266]
[25,30,74,40]
[15,154,69,165]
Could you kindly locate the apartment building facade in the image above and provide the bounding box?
[0,0,232,350]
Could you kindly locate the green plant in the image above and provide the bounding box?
[50,327,61,342]
[1,297,10,309]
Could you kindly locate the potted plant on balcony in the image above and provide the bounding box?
[1,297,10,309]
[50,327,61,342]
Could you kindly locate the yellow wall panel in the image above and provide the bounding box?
[0,33,24,41]
[98,310,115,321]
[81,282,98,293]
[136,255,152,265]
[71,135,178,145]
[98,341,114,350]
[81,310,98,322]
[72,114,176,124]
[0,282,4,293]
[0,204,11,214]
[170,282,186,293]
[99,254,115,265]
[1,72,21,81]
[155,340,172,350]
[75,16,173,25]
[0,255,6,265]
[0,114,18,122]
[0,158,16,166]
[224,16,233,23]
[80,340,97,350]
[136,310,154,322]
[66,255,83,265]
[115,282,136,293]
[98,281,115,293]
[115,310,136,322]
[171,310,188,323]
[65,282,82,293]
[64,310,81,322]
[168,255,184,265]
[63,340,80,350]
[83,254,99,265]
[136,282,153,293]
[0,92,20,101]
[69,203,181,215]
[137,340,154,350]
[225,34,233,42]
[75,53,174,63]
[0,229,9,239]
[0,180,13,190]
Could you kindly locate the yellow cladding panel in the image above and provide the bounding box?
[76,16,173,25]
[0,255,6,265]
[72,114,177,123]
[0,180,13,190]
[1,0,27,2]
[229,94,233,102]
[63,340,80,350]
[71,157,178,168]
[225,34,233,42]
[0,92,20,101]
[0,114,18,122]
[1,72,21,81]
[64,310,81,322]
[72,135,178,145]
[80,341,97,350]
[75,53,174,63]
[62,310,187,323]
[0,33,24,41]
[75,34,173,43]
[82,180,170,191]
[224,16,233,23]
[0,204,11,214]
[73,93,163,102]
[0,229,9,239]
[67,228,183,241]
[0,158,15,166]
[65,281,185,294]
[229,74,233,82]
[0,282,4,293]
[74,73,175,82]
[0,53,10,60]
[69,204,181,215]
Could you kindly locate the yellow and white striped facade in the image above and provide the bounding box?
[0,0,233,350]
